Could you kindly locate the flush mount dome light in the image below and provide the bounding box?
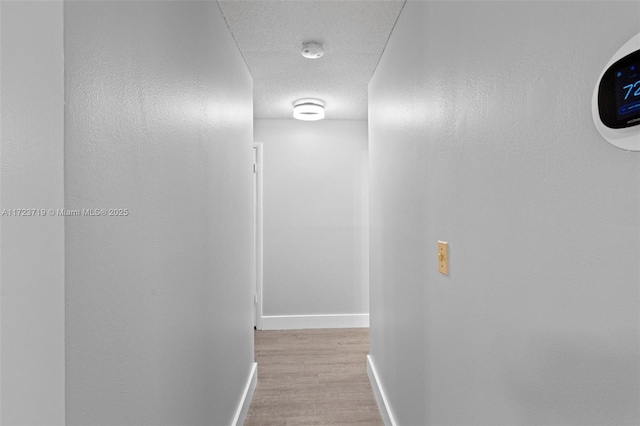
[301,42,324,59]
[293,99,325,121]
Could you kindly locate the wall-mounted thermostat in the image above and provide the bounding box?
[593,33,640,151]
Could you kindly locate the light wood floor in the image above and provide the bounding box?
[245,328,384,426]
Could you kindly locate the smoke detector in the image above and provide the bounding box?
[302,42,324,59]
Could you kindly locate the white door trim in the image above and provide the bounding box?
[253,143,264,330]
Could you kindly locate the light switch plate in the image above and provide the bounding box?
[437,241,449,275]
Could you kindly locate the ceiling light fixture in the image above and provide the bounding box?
[293,99,325,121]
[301,42,324,59]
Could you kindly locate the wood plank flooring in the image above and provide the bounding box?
[245,328,384,426]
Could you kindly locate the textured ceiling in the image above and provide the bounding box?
[217,0,405,121]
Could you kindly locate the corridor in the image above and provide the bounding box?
[1,1,639,425]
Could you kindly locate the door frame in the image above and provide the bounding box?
[253,143,264,330]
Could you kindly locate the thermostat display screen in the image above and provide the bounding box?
[598,49,640,129]
[614,62,640,120]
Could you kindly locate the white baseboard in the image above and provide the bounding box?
[260,313,369,330]
[230,362,257,426]
[367,355,398,426]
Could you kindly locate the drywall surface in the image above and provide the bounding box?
[65,2,254,424]
[254,119,369,318]
[368,2,640,425]
[0,2,65,424]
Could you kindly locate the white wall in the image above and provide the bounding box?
[64,2,254,424]
[0,2,66,424]
[369,2,640,425]
[254,119,369,327]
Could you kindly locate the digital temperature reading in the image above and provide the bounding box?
[615,63,640,120]
[598,48,640,129]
